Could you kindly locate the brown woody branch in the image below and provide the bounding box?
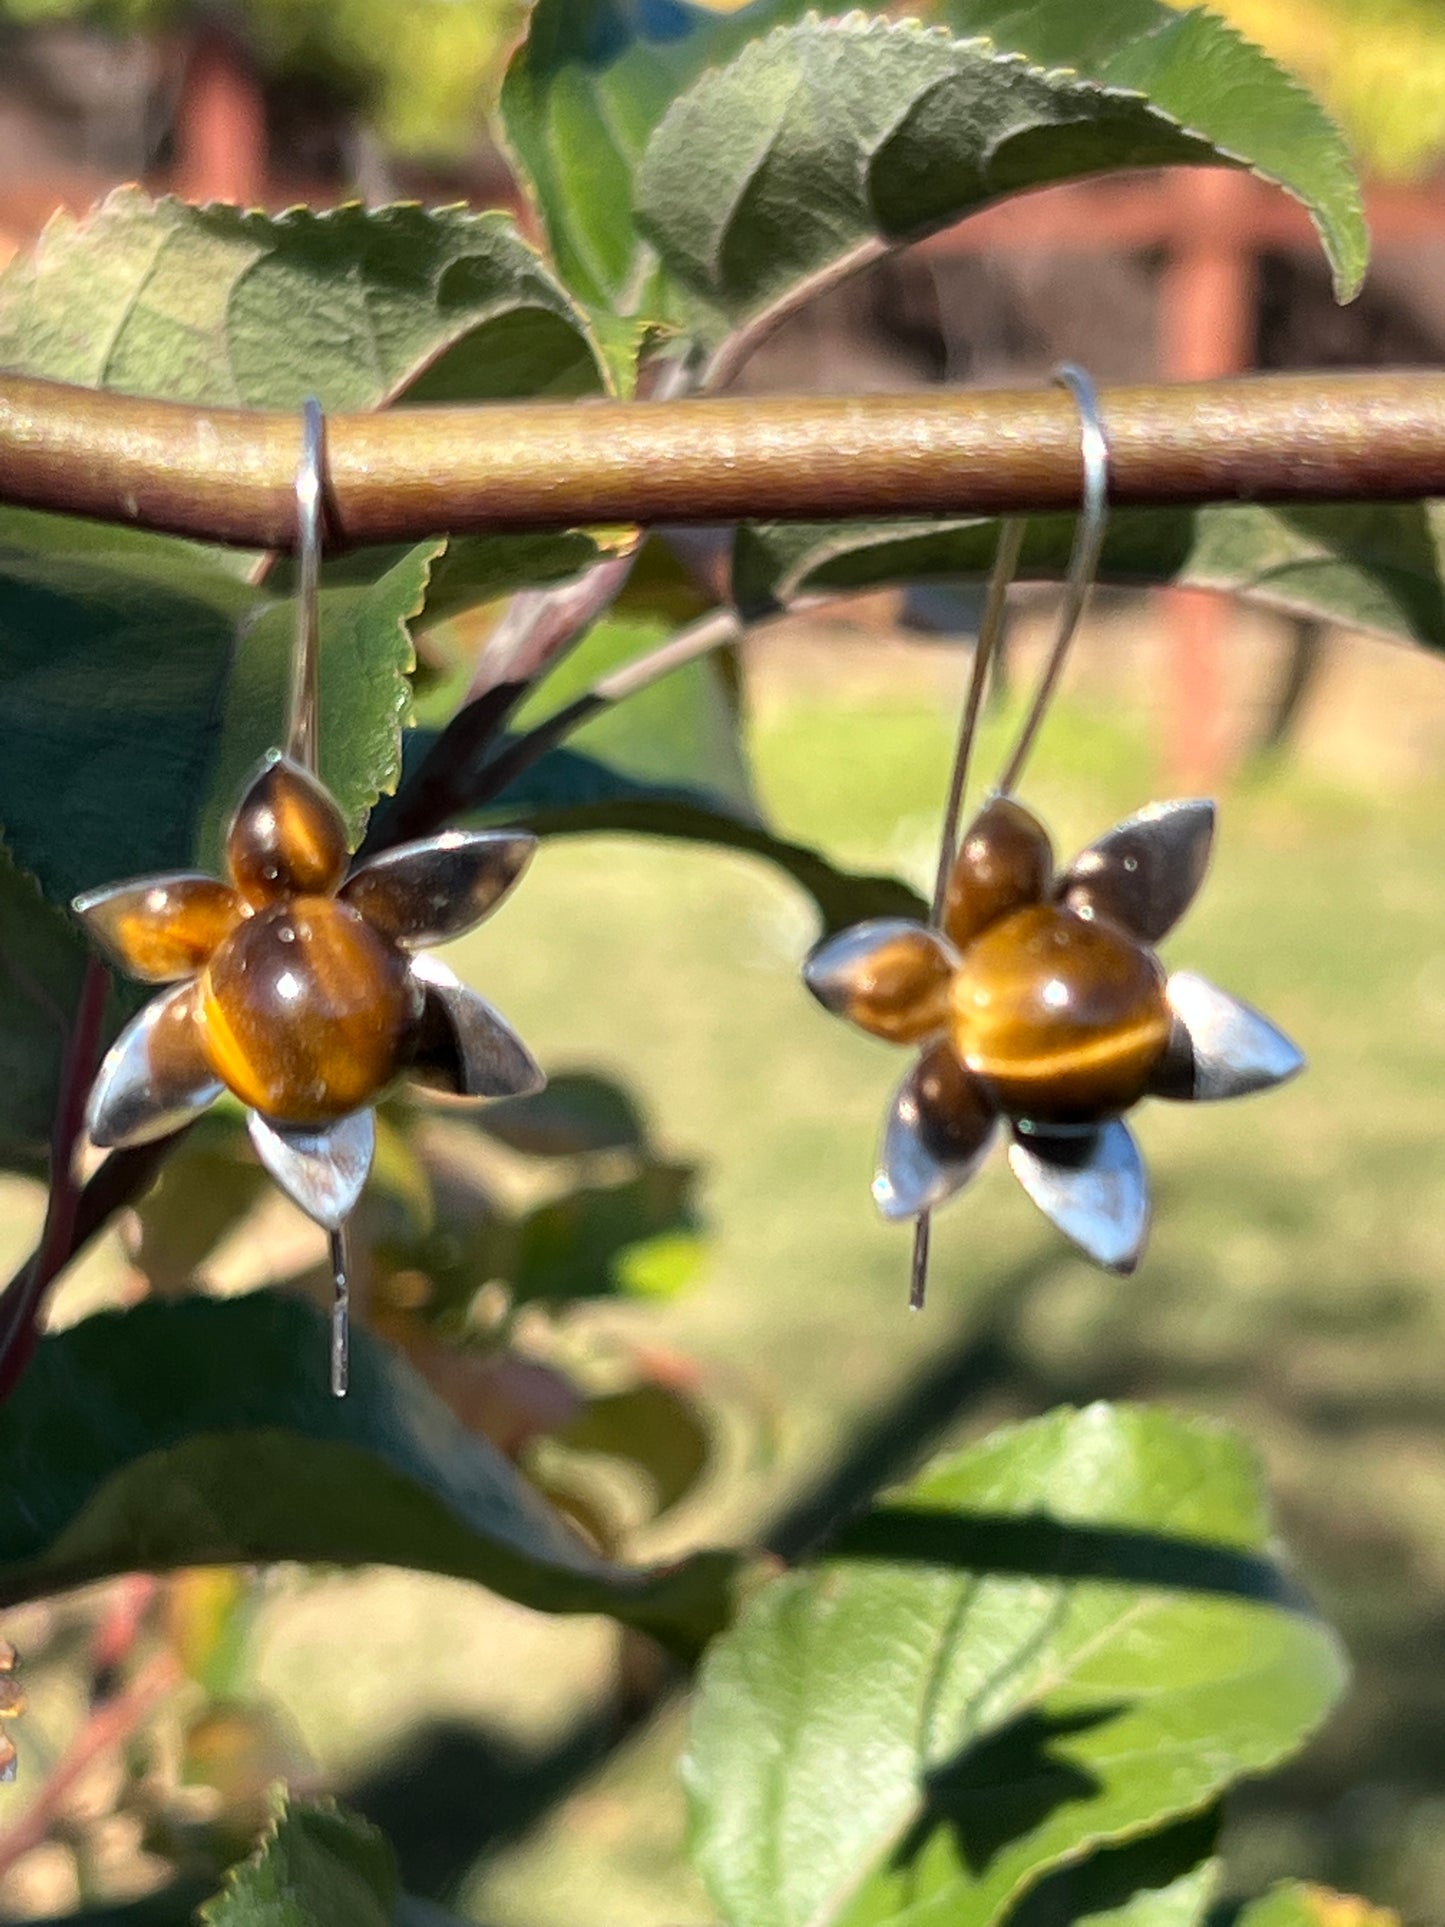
[0,371,1442,547]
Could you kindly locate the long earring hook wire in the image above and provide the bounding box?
[283,397,352,1398]
[995,363,1110,797]
[909,363,1111,1313]
[286,395,324,775]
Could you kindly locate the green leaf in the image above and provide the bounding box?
[508,1161,703,1304]
[943,1,1366,302]
[730,503,1445,654]
[0,847,113,1175]
[1004,1813,1219,1927]
[0,510,438,906]
[501,0,809,321]
[0,190,603,407]
[514,604,756,810]
[635,15,1365,349]
[684,1404,1347,1927]
[0,1293,742,1655]
[202,1794,397,1927]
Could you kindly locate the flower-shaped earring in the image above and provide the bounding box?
[72,402,544,1393]
[804,368,1303,1302]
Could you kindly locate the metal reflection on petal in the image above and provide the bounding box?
[1150,970,1305,1102]
[872,1047,996,1223]
[1008,1118,1149,1273]
[407,953,545,1099]
[341,831,537,948]
[86,982,222,1148]
[247,1107,374,1230]
[1058,798,1215,943]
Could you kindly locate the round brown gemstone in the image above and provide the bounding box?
[943,796,1053,949]
[949,902,1170,1123]
[196,897,420,1124]
[227,758,349,907]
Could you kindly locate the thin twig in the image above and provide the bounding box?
[0,1654,181,1882]
[462,548,638,704]
[388,606,746,838]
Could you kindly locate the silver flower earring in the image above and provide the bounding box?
[804,367,1303,1304]
[72,400,546,1394]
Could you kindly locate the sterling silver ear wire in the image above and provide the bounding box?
[803,365,1304,1304]
[287,402,354,1392]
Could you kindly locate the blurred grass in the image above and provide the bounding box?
[13,613,1445,1922]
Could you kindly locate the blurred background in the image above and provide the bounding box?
[3,0,1445,1922]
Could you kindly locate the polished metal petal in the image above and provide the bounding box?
[872,1049,996,1223]
[803,919,959,1043]
[247,1107,374,1230]
[406,953,545,1099]
[1008,1119,1149,1273]
[1150,970,1305,1102]
[341,831,537,948]
[1058,798,1215,943]
[86,983,223,1149]
[72,872,243,982]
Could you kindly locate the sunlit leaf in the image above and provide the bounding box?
[686,1404,1347,1927]
[636,15,1364,352]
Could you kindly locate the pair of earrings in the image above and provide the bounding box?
[804,367,1303,1305]
[70,372,1302,1392]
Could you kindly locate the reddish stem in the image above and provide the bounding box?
[0,1653,180,1881]
[0,961,108,1399]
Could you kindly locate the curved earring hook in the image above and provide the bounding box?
[994,363,1110,796]
[286,395,325,774]
[908,364,1109,1313]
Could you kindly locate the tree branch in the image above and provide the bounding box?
[1,373,1443,546]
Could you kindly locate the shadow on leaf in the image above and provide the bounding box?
[893,1706,1113,1881]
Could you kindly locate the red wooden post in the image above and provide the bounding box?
[173,24,266,207]
[1155,169,1260,788]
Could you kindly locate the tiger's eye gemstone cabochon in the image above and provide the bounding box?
[197,897,421,1124]
[950,902,1171,1123]
[944,796,1053,950]
[228,757,349,906]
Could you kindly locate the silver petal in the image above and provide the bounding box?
[247,1108,374,1230]
[407,953,545,1099]
[341,831,536,948]
[1151,970,1305,1102]
[86,983,222,1148]
[872,1055,996,1223]
[1058,798,1215,943]
[1008,1119,1149,1273]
